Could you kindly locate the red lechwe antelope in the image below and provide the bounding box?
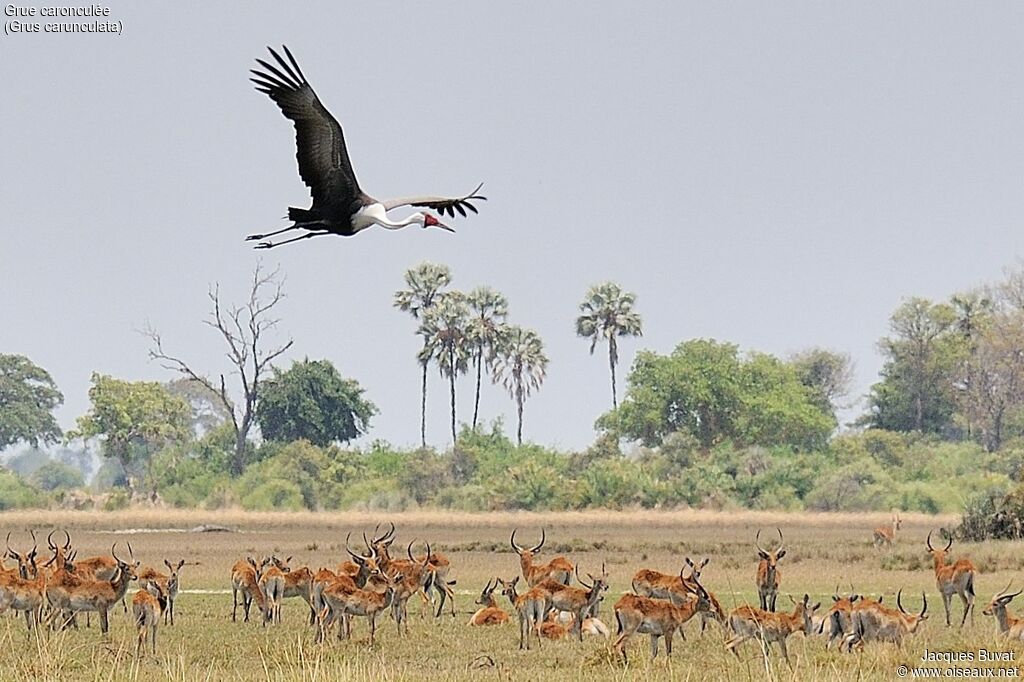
[47,543,139,635]
[755,528,786,612]
[726,594,821,665]
[259,556,290,625]
[873,511,902,548]
[139,559,186,625]
[631,557,724,638]
[319,570,400,645]
[497,576,549,650]
[534,564,609,642]
[0,532,47,630]
[926,529,976,627]
[613,572,712,662]
[841,589,927,651]
[468,579,509,626]
[983,582,1024,640]
[510,528,573,586]
[132,583,165,654]
[231,556,269,623]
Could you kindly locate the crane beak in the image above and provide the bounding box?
[436,221,454,233]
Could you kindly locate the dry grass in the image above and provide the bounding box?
[0,508,1017,681]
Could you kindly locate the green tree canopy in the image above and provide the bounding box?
[605,339,833,450]
[69,374,190,495]
[256,359,376,447]
[575,282,643,409]
[0,354,64,449]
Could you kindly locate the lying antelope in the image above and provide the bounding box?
[755,528,786,612]
[613,574,712,663]
[926,529,976,627]
[132,583,165,655]
[873,511,902,548]
[726,594,820,665]
[468,579,509,626]
[983,583,1024,640]
[841,589,927,651]
[510,528,573,586]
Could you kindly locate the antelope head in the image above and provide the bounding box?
[345,533,379,575]
[684,556,710,581]
[896,588,929,631]
[510,528,545,562]
[789,593,822,633]
[575,562,609,599]
[497,576,520,601]
[925,529,953,565]
[476,578,499,607]
[756,528,786,572]
[111,543,139,583]
[365,522,396,558]
[983,582,1023,617]
[164,559,186,590]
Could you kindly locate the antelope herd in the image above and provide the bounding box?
[0,520,1017,668]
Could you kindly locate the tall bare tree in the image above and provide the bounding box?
[145,264,293,474]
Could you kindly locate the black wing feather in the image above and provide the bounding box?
[252,45,361,210]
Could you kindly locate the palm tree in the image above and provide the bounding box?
[465,286,509,429]
[394,262,452,447]
[492,325,548,446]
[418,294,471,444]
[575,282,643,409]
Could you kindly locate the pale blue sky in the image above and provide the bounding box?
[2,1,1023,451]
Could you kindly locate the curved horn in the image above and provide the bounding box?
[422,542,431,566]
[897,588,907,614]
[380,522,396,543]
[5,532,13,558]
[111,542,123,565]
[775,527,785,553]
[29,530,37,557]
[755,528,767,554]
[531,528,545,553]
[61,529,71,550]
[942,529,953,552]
[46,530,56,551]
[345,533,368,562]
[920,592,928,617]
[407,540,416,563]
[575,565,593,590]
[926,529,935,551]
[510,528,523,554]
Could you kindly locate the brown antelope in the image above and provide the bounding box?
[539,610,569,639]
[132,584,165,655]
[726,594,821,665]
[926,529,976,627]
[468,578,510,626]
[546,609,611,638]
[755,527,786,612]
[279,565,315,624]
[319,570,400,645]
[873,511,902,548]
[422,546,457,618]
[819,587,862,649]
[47,543,138,634]
[682,557,726,633]
[231,556,269,623]
[0,536,47,630]
[364,524,439,615]
[534,564,609,642]
[139,559,187,625]
[983,582,1024,640]
[497,576,549,650]
[841,589,928,651]
[613,576,712,663]
[259,556,290,625]
[631,558,716,639]
[510,528,573,586]
[390,542,433,636]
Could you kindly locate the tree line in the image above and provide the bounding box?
[1,261,1023,514]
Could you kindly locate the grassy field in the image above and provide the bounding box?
[0,508,1022,681]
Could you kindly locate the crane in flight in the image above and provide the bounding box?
[247,46,486,249]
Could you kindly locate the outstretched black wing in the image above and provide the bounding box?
[250,46,360,211]
[381,183,487,218]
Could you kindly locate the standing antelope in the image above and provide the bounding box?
[48,543,138,635]
[231,556,269,623]
[926,529,976,627]
[279,565,315,624]
[841,589,928,651]
[631,557,722,638]
[468,579,510,626]
[534,564,609,642]
[613,574,712,663]
[726,594,820,666]
[132,583,165,655]
[319,571,400,645]
[390,542,433,636]
[510,528,573,586]
[0,535,47,630]
[259,556,290,625]
[139,559,187,625]
[497,576,549,650]
[755,528,786,612]
[873,511,902,548]
[819,587,862,649]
